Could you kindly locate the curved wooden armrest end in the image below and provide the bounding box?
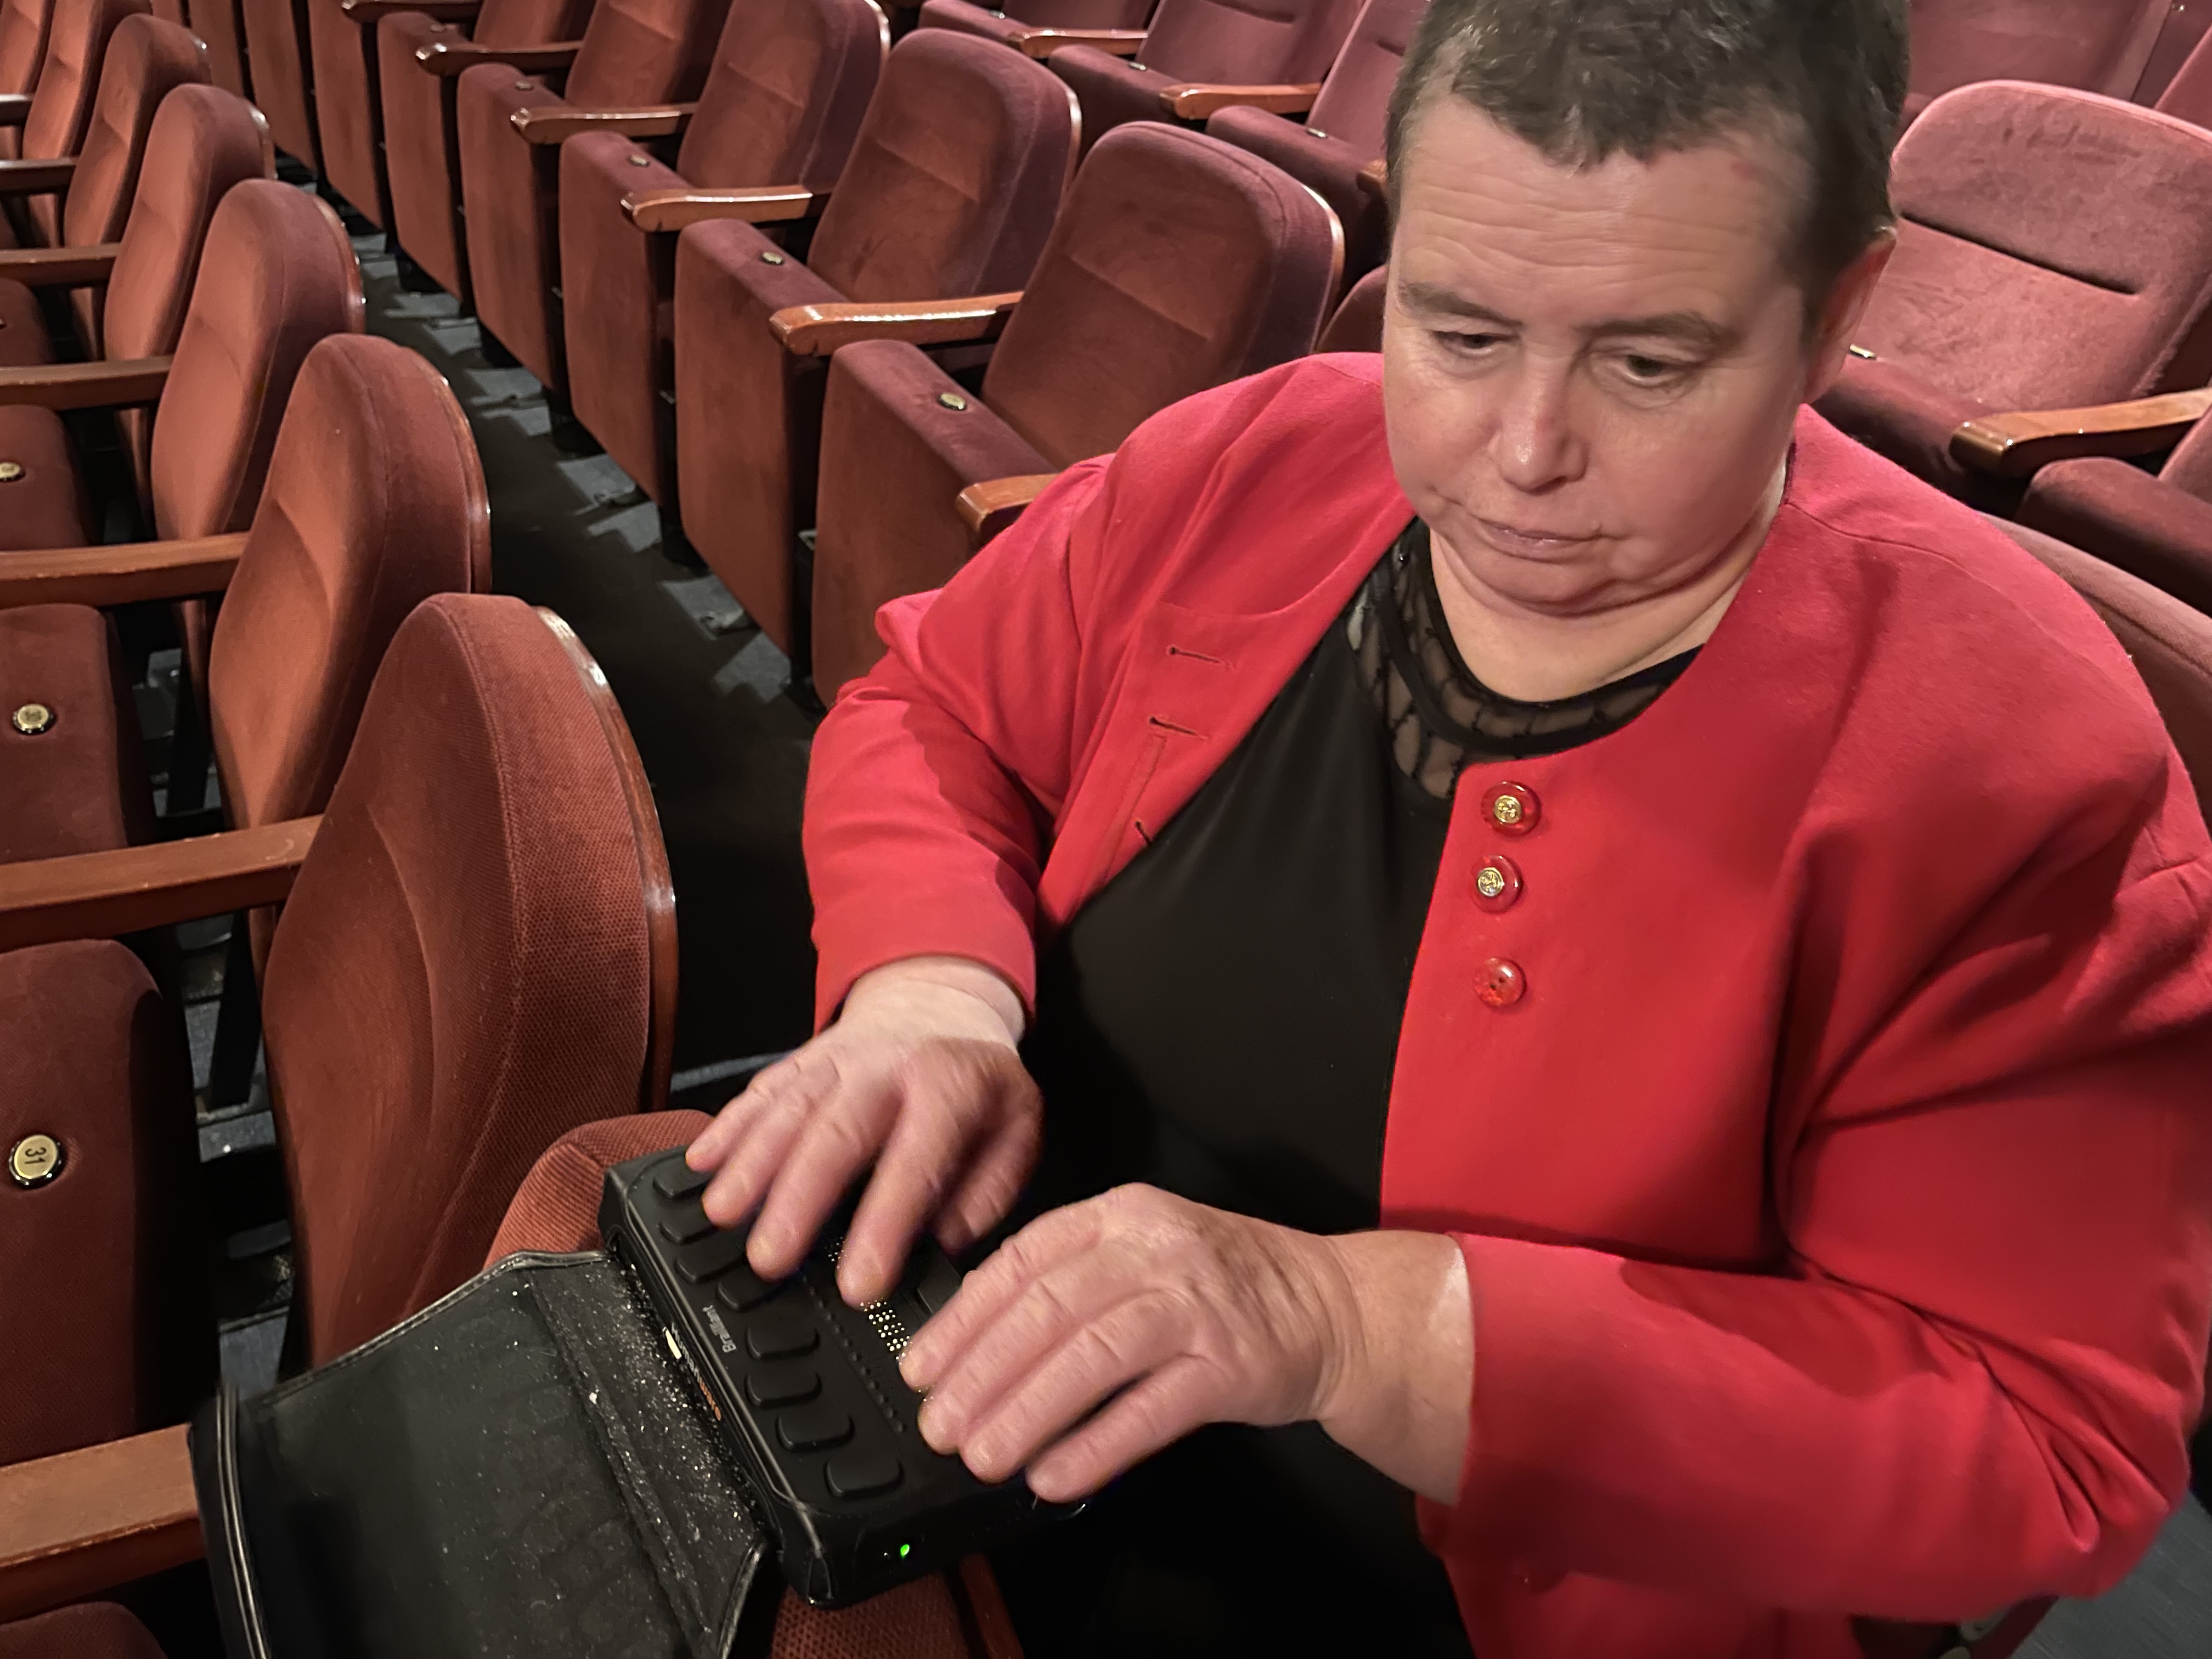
[415,37,580,75]
[0,356,172,410]
[514,101,696,144]
[0,533,249,610]
[0,155,76,196]
[1159,81,1320,120]
[1356,156,1389,201]
[0,1425,201,1623]
[958,472,1060,543]
[0,817,321,952]
[1949,387,2212,478]
[0,242,121,287]
[621,185,822,233]
[1017,27,1147,58]
[769,291,1022,357]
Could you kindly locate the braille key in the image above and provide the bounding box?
[678,1228,752,1282]
[653,1158,710,1201]
[776,1406,854,1453]
[826,1452,903,1499]
[747,1316,818,1360]
[717,1267,780,1313]
[658,1201,714,1245]
[746,1363,821,1408]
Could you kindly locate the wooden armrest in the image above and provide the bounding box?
[1357,156,1387,200]
[414,37,580,75]
[1950,388,2212,478]
[0,817,319,951]
[957,472,1060,543]
[769,291,1022,357]
[0,355,171,410]
[622,185,822,233]
[0,1426,201,1623]
[0,155,75,196]
[514,101,695,144]
[342,0,479,20]
[0,94,29,127]
[1158,81,1319,120]
[0,242,120,287]
[0,533,247,610]
[1012,26,1146,58]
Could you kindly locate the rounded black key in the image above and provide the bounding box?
[776,1406,854,1453]
[745,1363,820,1408]
[826,1452,903,1499]
[652,1158,710,1201]
[678,1229,752,1283]
[657,1201,714,1245]
[746,1317,819,1361]
[716,1268,779,1313]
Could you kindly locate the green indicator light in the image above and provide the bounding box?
[898,1543,912,1560]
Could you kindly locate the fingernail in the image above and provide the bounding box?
[916,1398,957,1453]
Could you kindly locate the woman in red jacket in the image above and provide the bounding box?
[498,1,2212,1653]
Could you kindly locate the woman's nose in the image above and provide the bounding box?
[1488,364,1584,493]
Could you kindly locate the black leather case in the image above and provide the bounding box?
[190,1251,777,1659]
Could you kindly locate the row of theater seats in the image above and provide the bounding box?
[2,3,2211,1657]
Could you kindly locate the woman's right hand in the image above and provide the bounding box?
[685,956,1041,1308]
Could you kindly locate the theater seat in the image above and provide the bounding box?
[665,27,1075,648]
[2007,415,2212,619]
[0,177,362,558]
[561,0,889,536]
[1042,0,1361,158]
[0,1605,167,1659]
[1903,0,2172,127]
[1814,81,2212,507]
[0,0,150,247]
[0,939,204,1466]
[0,0,54,99]
[452,0,731,392]
[808,120,1340,696]
[237,0,322,166]
[1316,256,1381,352]
[377,0,591,303]
[188,0,248,95]
[0,18,209,357]
[915,0,1155,55]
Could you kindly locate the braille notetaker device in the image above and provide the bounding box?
[601,1148,1071,1608]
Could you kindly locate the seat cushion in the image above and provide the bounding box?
[0,403,93,549]
[0,938,204,1468]
[0,602,152,861]
[2019,457,2212,619]
[1048,43,1175,155]
[1205,106,1384,288]
[0,1602,169,1659]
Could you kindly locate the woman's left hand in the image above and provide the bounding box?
[898,1184,1472,1504]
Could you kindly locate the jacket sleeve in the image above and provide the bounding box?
[1423,761,2212,1620]
[802,457,1115,1030]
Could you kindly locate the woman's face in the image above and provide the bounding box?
[1381,98,1884,622]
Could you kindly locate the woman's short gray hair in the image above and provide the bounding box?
[1384,0,1909,308]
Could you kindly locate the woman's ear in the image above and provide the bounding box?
[1804,230,1897,402]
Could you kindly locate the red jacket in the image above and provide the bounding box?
[804,355,2212,1658]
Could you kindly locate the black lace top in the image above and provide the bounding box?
[1003,523,1696,1659]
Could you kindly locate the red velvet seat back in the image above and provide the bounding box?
[187,0,248,94]
[1138,0,1359,86]
[61,18,208,251]
[1999,518,2212,827]
[473,0,592,47]
[20,0,148,155]
[209,336,489,833]
[1907,0,2169,115]
[1860,82,2212,414]
[565,0,732,109]
[808,27,1075,301]
[672,0,884,190]
[237,0,318,165]
[263,594,672,1364]
[1302,0,1416,157]
[0,0,53,94]
[0,940,204,1466]
[101,85,270,362]
[148,178,365,538]
[981,121,1339,468]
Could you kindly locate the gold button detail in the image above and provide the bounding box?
[1492,795,1520,826]
[8,1133,61,1187]
[1476,866,1504,898]
[759,250,785,265]
[0,461,23,482]
[938,392,969,411]
[10,703,53,735]
[628,153,651,167]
